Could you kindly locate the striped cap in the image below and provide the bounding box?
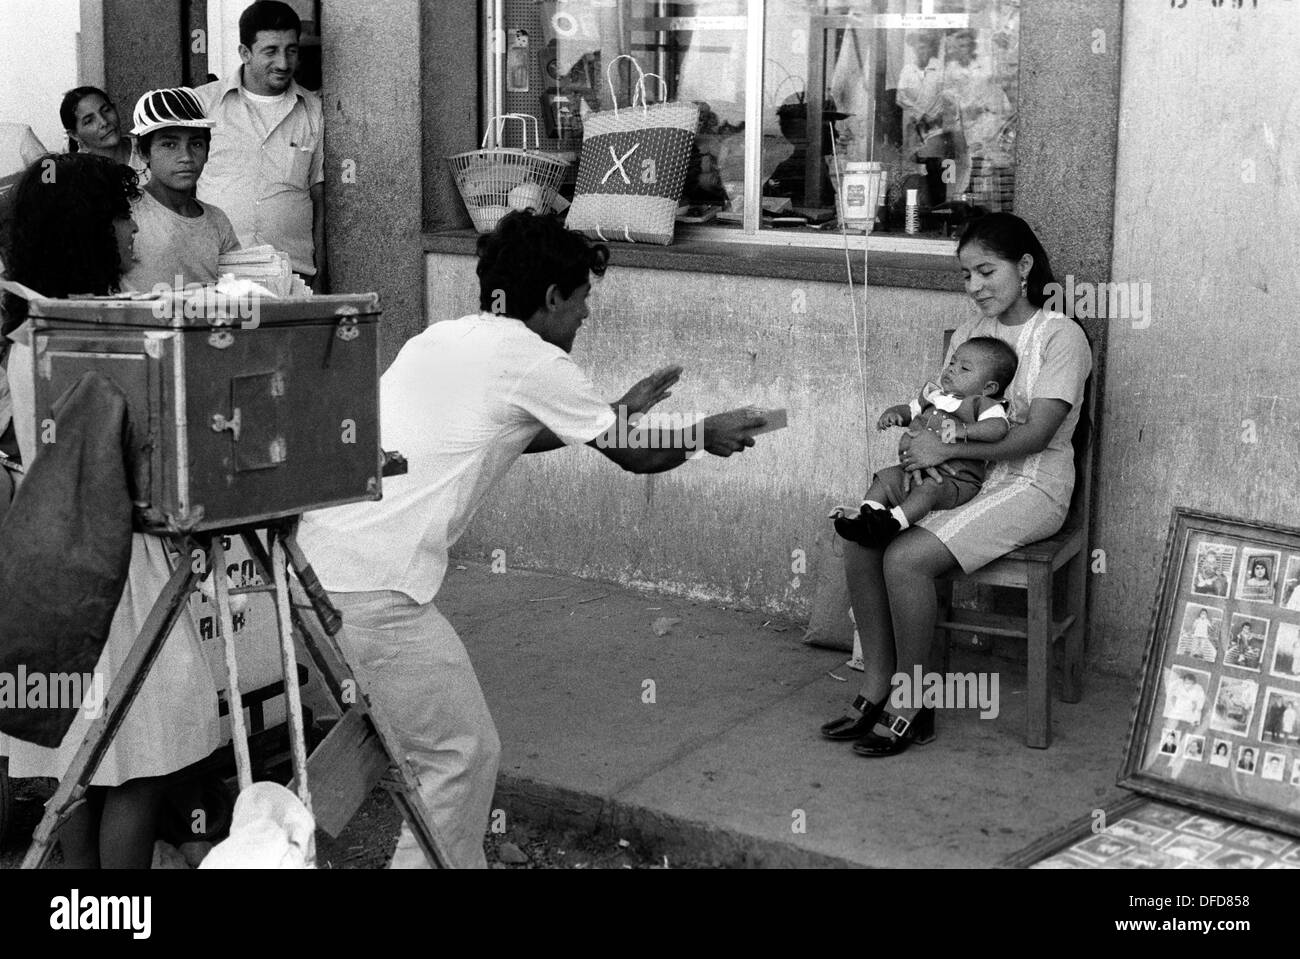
[130,88,215,136]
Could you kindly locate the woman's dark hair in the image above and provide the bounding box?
[59,86,113,152]
[476,211,609,320]
[240,0,302,47]
[957,212,1057,308]
[2,153,140,335]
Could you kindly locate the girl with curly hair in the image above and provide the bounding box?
[1,152,222,868]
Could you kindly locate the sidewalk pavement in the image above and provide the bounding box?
[438,560,1136,868]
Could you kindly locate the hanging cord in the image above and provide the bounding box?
[828,117,873,481]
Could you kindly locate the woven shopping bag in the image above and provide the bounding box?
[567,55,699,245]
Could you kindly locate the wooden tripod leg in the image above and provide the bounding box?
[213,538,254,793]
[280,535,452,868]
[270,530,312,810]
[22,541,201,869]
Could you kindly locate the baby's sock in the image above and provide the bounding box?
[863,500,886,512]
[890,507,911,530]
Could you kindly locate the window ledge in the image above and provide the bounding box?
[422,229,965,292]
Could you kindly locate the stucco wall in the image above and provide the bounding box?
[430,253,969,619]
[1091,2,1300,673]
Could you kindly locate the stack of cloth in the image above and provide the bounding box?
[217,245,311,297]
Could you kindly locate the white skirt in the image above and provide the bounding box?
[0,535,222,786]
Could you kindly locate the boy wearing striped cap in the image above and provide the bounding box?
[122,87,241,294]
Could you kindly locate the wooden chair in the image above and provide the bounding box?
[933,331,1100,749]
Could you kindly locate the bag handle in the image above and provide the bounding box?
[606,53,650,117]
[482,113,542,150]
[632,71,669,109]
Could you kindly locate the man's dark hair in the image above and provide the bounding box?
[476,211,609,320]
[2,153,140,335]
[138,126,213,158]
[962,336,1018,397]
[239,0,302,47]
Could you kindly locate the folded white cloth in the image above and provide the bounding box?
[199,781,316,869]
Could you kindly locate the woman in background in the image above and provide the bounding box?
[60,86,149,184]
[0,152,219,867]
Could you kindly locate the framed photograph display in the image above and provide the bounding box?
[1005,508,1300,869]
[1121,509,1300,837]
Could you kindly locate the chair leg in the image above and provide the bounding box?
[1026,564,1052,749]
[1061,549,1087,704]
[935,577,954,675]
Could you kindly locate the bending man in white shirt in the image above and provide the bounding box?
[297,212,766,868]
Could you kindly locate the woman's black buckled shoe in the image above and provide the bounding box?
[851,707,936,756]
[820,694,885,741]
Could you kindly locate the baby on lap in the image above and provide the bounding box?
[831,336,1018,547]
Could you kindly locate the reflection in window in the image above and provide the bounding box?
[528,1,749,219]
[763,0,1020,237]
[497,1,1020,243]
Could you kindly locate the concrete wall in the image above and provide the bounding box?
[431,254,969,619]
[103,0,184,120]
[1091,2,1300,673]
[321,0,427,363]
[0,0,84,150]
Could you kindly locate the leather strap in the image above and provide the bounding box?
[875,709,912,738]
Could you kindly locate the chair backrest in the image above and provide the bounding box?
[941,326,1101,529]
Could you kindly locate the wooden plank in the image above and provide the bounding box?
[292,709,389,838]
[1025,564,1053,749]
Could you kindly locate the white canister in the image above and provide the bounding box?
[840,161,884,227]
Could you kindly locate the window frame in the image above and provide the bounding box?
[430,0,1122,293]
[482,0,1010,256]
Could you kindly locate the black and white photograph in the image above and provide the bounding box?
[1271,622,1300,678]
[1176,603,1222,663]
[1211,850,1265,869]
[1159,728,1180,755]
[1224,614,1268,671]
[1230,827,1293,856]
[1179,816,1236,841]
[1237,746,1258,775]
[1190,543,1236,599]
[3,0,1300,915]
[1210,676,1259,737]
[1260,687,1300,744]
[1261,751,1287,782]
[1282,557,1300,611]
[1162,666,1210,725]
[1237,549,1281,604]
[1106,819,1171,846]
[1072,834,1133,863]
[1160,834,1221,863]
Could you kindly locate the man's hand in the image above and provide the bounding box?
[701,408,766,456]
[616,365,683,418]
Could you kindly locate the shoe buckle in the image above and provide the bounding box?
[887,713,911,737]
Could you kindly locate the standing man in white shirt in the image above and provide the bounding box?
[194,2,326,289]
[297,212,767,868]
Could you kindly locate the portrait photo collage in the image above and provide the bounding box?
[1141,531,1300,810]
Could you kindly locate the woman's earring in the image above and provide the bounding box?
[1019,276,1028,297]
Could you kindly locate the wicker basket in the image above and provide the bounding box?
[448,114,569,234]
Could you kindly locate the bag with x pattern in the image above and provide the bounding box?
[567,97,699,245]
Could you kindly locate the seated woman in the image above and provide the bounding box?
[0,153,221,866]
[820,212,1091,755]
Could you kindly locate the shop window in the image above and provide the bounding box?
[485,0,1021,254]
